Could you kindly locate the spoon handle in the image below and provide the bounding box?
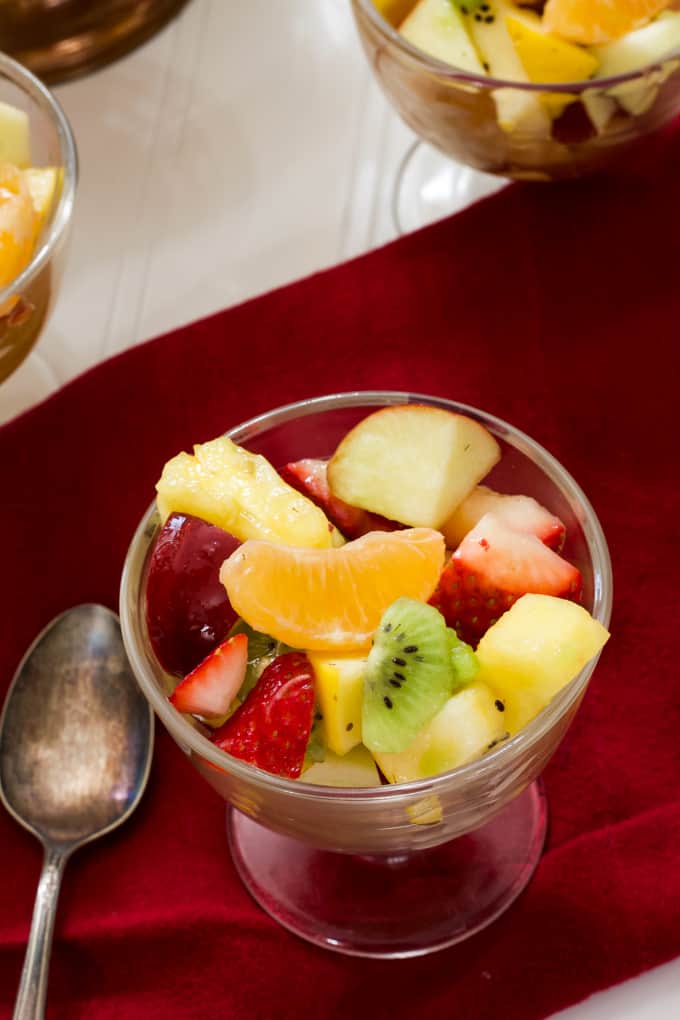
[13,845,68,1020]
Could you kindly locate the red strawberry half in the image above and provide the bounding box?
[431,512,582,647]
[280,458,401,540]
[169,632,248,718]
[211,651,316,779]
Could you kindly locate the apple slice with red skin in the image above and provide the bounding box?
[430,512,582,647]
[146,512,240,677]
[280,458,401,540]
[441,485,566,551]
[326,405,501,529]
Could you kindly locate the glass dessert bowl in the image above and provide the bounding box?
[2,0,191,85]
[0,51,77,392]
[120,392,612,958]
[350,1,680,227]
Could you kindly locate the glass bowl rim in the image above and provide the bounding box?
[120,390,613,803]
[351,0,680,92]
[0,51,78,305]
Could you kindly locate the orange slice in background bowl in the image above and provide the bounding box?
[0,161,38,314]
[220,528,445,652]
[543,0,672,45]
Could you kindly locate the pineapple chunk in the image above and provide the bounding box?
[307,652,366,755]
[0,101,31,168]
[400,0,485,74]
[156,436,335,548]
[505,13,598,83]
[504,9,597,118]
[476,593,610,734]
[302,745,382,787]
[406,794,443,825]
[374,681,508,783]
[22,167,60,230]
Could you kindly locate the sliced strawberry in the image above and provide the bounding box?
[169,632,248,718]
[280,458,401,540]
[441,485,566,551]
[430,512,582,647]
[211,651,315,779]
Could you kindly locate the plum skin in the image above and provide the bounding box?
[145,512,240,677]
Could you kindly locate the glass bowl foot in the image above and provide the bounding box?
[227,779,547,958]
[393,141,506,236]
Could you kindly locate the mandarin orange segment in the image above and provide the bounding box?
[220,528,445,652]
[543,0,671,44]
[0,161,38,295]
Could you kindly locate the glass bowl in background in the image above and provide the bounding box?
[120,392,612,958]
[2,0,191,85]
[350,1,680,227]
[0,52,77,391]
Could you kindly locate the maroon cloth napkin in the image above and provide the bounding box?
[2,132,680,1019]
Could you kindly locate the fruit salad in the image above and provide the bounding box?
[0,98,60,377]
[379,0,680,136]
[351,0,680,180]
[146,405,609,787]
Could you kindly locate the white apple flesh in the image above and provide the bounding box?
[327,405,501,530]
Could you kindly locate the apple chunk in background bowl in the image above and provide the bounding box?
[351,0,680,183]
[120,392,612,958]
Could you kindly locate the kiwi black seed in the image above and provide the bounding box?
[362,598,454,754]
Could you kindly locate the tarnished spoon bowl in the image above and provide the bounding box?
[0,604,154,1020]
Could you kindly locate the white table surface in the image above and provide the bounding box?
[1,1,678,1014]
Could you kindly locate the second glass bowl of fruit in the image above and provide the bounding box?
[0,52,76,384]
[121,392,612,957]
[351,0,680,181]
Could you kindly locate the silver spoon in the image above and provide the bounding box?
[0,604,154,1020]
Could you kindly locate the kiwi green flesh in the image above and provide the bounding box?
[451,0,486,12]
[362,598,454,754]
[228,618,293,699]
[448,629,479,692]
[304,712,327,768]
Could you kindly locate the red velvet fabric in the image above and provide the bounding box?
[2,133,680,1018]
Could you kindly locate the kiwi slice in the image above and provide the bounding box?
[228,618,280,699]
[362,598,453,754]
[451,0,486,13]
[304,711,326,769]
[447,629,479,692]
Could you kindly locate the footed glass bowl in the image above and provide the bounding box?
[350,0,680,183]
[120,392,612,958]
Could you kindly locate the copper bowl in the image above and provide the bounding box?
[2,0,192,84]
